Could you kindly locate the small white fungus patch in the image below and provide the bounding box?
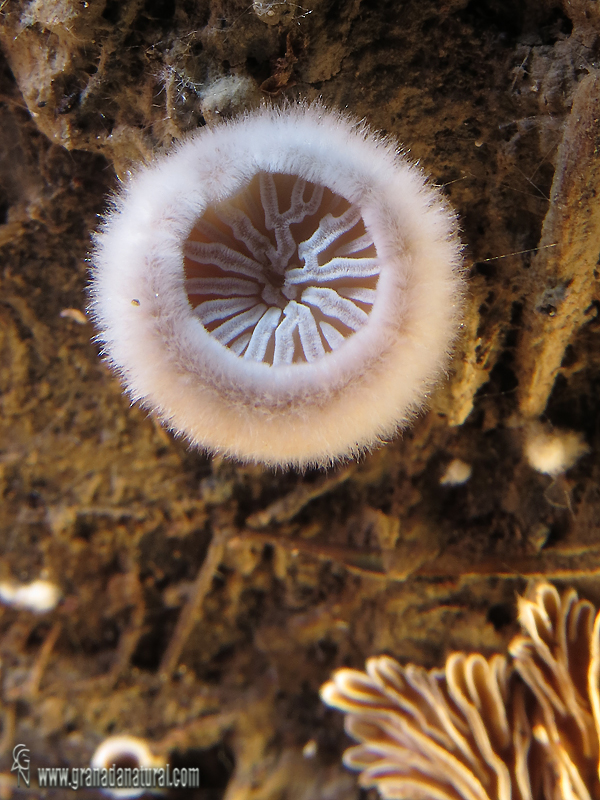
[440,458,472,486]
[524,424,590,477]
[0,579,61,613]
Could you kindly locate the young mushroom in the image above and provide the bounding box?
[523,422,590,478]
[90,735,164,798]
[90,103,464,467]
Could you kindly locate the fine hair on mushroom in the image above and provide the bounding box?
[90,102,464,467]
[321,581,600,800]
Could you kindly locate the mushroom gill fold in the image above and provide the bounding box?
[321,582,600,800]
[322,654,533,800]
[183,172,379,366]
[510,583,600,800]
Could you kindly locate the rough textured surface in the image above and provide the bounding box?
[0,0,599,797]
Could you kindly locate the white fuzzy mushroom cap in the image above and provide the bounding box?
[90,103,464,468]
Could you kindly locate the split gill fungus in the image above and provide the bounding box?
[90,103,464,467]
[321,582,600,800]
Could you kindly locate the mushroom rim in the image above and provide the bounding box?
[90,103,464,466]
